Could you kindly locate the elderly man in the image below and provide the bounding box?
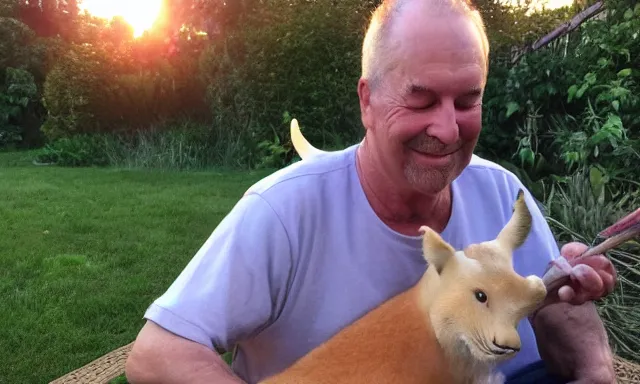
[125,0,617,383]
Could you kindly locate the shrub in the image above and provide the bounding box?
[198,0,378,168]
[0,67,38,148]
[34,134,112,166]
[478,2,640,190]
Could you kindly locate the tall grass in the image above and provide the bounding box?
[104,129,220,170]
[31,117,355,172]
[32,120,255,171]
[542,168,640,362]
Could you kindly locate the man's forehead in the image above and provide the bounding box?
[388,22,485,69]
[399,61,486,93]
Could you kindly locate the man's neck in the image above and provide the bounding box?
[355,143,452,236]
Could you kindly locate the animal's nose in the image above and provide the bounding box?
[492,340,520,355]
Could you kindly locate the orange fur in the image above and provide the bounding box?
[260,281,454,384]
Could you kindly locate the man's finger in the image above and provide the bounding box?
[558,285,575,302]
[572,254,610,269]
[599,270,616,294]
[560,241,590,260]
[571,264,603,294]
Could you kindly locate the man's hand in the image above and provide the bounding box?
[530,242,616,384]
[541,242,617,308]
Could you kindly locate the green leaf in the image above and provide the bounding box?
[567,84,577,103]
[624,8,633,20]
[605,114,624,130]
[617,68,632,78]
[589,165,603,194]
[576,83,589,99]
[505,102,520,118]
[612,100,620,111]
[620,48,631,62]
[597,57,608,67]
[519,148,535,167]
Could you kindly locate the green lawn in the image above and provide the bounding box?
[0,151,271,383]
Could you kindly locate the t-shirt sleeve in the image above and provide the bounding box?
[510,181,561,278]
[143,192,292,352]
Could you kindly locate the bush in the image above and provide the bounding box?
[32,120,246,170]
[478,2,640,194]
[0,67,38,147]
[198,0,378,168]
[34,134,112,166]
[41,32,209,141]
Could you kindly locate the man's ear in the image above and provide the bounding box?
[357,78,373,131]
[419,226,455,274]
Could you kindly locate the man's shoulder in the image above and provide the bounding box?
[244,144,358,201]
[455,154,545,211]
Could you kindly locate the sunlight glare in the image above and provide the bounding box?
[538,0,575,8]
[501,0,575,10]
[80,0,163,38]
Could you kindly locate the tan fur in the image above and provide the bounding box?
[290,118,327,159]
[261,122,548,383]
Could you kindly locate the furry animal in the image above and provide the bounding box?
[258,120,548,384]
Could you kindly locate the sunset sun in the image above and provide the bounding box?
[80,0,164,38]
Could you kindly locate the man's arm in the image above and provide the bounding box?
[125,192,293,383]
[531,301,615,383]
[507,185,616,383]
[529,242,616,383]
[126,321,245,384]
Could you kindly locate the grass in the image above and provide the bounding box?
[0,150,271,383]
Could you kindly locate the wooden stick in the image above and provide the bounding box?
[511,0,605,65]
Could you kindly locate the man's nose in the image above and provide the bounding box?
[426,101,459,145]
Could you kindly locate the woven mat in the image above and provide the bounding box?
[614,355,640,384]
[49,343,133,384]
[49,341,640,384]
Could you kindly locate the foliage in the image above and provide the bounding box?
[478,1,640,200]
[0,67,37,147]
[198,0,377,168]
[472,0,575,58]
[33,121,252,170]
[542,168,640,362]
[14,0,629,174]
[34,134,112,166]
[41,44,116,139]
[556,3,640,177]
[41,32,209,141]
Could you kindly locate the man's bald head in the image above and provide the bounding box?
[361,0,490,89]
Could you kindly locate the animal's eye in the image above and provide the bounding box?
[474,290,488,303]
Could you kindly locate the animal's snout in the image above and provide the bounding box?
[491,339,520,355]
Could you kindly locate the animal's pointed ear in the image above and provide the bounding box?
[496,189,533,252]
[419,226,456,274]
